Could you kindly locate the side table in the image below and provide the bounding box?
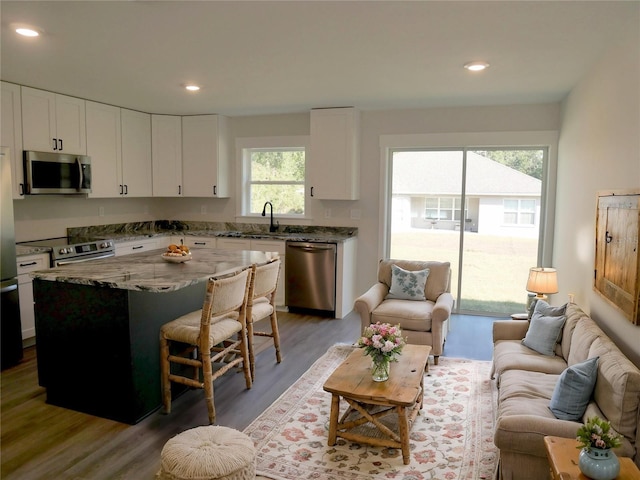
[544,436,640,480]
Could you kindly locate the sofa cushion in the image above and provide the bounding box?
[377,259,450,302]
[522,312,566,356]
[386,264,429,300]
[560,303,586,360]
[567,317,603,366]
[549,356,599,421]
[372,298,433,332]
[493,340,567,380]
[589,336,640,448]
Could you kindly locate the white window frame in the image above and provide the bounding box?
[236,136,310,219]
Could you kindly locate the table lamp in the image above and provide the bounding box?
[526,267,558,315]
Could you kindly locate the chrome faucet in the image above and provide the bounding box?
[261,201,279,232]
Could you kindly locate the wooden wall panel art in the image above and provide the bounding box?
[594,190,640,325]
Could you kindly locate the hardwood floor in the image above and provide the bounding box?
[0,311,495,480]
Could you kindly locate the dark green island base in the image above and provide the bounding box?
[31,248,274,424]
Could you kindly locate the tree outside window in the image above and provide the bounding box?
[247,148,305,215]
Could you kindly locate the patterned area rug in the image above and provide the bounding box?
[244,344,498,480]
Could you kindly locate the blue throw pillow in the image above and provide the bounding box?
[549,357,599,421]
[386,264,429,301]
[522,311,566,356]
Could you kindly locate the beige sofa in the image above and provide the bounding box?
[492,303,640,480]
[354,259,454,365]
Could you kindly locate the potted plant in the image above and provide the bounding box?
[576,416,622,480]
[357,322,406,382]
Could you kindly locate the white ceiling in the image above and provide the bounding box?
[1,1,638,116]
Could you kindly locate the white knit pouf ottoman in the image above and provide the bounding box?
[157,426,256,480]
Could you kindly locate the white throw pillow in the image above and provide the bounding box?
[386,264,429,301]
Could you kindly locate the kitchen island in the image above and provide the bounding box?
[31,248,276,424]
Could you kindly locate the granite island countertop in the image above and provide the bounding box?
[31,248,276,293]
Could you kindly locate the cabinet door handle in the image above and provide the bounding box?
[178,185,181,195]
[310,186,314,197]
[195,242,206,245]
[19,261,38,267]
[59,139,63,151]
[124,184,128,195]
[120,184,123,195]
[53,138,58,150]
[19,183,24,196]
[132,245,143,250]
[213,185,217,196]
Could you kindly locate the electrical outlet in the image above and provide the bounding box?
[200,205,206,215]
[99,206,104,217]
[350,209,361,220]
[324,208,331,218]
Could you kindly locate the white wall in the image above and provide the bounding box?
[555,27,640,366]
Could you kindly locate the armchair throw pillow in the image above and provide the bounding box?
[549,356,599,420]
[522,311,567,356]
[386,264,429,301]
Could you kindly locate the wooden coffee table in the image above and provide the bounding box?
[322,344,431,465]
[544,436,640,480]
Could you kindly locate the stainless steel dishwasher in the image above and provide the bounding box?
[286,241,337,314]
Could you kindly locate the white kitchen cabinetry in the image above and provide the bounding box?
[308,107,360,200]
[21,86,86,155]
[1,82,24,198]
[181,115,230,198]
[152,115,182,197]
[216,238,251,251]
[183,236,217,249]
[17,253,49,341]
[114,238,158,256]
[250,239,286,307]
[86,101,122,198]
[120,109,153,197]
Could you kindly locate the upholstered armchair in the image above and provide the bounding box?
[354,259,454,365]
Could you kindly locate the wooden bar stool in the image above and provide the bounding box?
[246,258,282,380]
[159,266,253,424]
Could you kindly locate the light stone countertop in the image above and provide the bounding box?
[16,245,52,257]
[31,248,277,293]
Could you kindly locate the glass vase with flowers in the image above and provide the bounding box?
[357,322,406,382]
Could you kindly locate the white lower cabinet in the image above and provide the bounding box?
[183,236,216,249]
[17,253,50,341]
[114,238,158,256]
[215,238,252,251]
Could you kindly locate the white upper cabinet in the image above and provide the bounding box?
[152,115,182,197]
[181,115,230,198]
[1,82,25,198]
[86,101,122,198]
[120,109,152,197]
[21,86,86,155]
[308,107,360,200]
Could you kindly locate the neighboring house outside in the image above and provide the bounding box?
[391,151,542,238]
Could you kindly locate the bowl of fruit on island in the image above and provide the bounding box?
[161,244,192,263]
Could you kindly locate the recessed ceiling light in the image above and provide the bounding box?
[464,61,490,72]
[185,85,200,92]
[15,26,40,37]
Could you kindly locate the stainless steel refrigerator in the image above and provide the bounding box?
[1,147,23,368]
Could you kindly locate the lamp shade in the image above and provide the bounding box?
[526,267,558,297]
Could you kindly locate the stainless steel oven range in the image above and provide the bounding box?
[18,237,115,267]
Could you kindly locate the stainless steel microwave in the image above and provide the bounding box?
[23,151,91,195]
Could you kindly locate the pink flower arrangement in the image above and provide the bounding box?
[576,416,622,452]
[357,322,406,362]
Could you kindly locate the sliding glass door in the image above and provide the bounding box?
[389,148,545,315]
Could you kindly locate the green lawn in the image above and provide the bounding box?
[390,230,538,315]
